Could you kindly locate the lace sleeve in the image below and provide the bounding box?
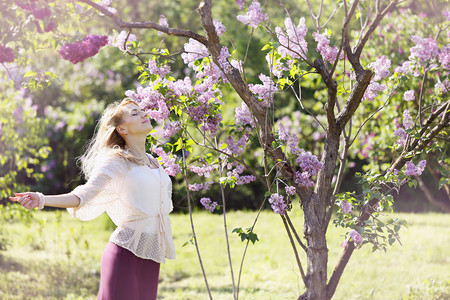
[67,154,124,221]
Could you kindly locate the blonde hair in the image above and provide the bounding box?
[77,98,148,179]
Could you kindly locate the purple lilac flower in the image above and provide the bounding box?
[393,128,407,146]
[266,53,292,78]
[275,17,308,60]
[296,150,323,176]
[190,163,217,178]
[369,56,391,80]
[151,146,181,176]
[269,193,288,215]
[235,102,254,127]
[285,186,296,196]
[443,9,450,21]
[349,229,362,244]
[59,35,108,64]
[248,73,278,106]
[341,200,352,214]
[148,58,171,78]
[188,181,214,191]
[158,15,169,36]
[236,175,257,185]
[237,1,268,29]
[217,46,232,74]
[312,32,343,64]
[225,133,249,157]
[439,46,450,70]
[404,160,427,176]
[235,0,245,10]
[12,106,23,125]
[278,124,290,142]
[99,0,117,14]
[108,31,137,52]
[294,171,314,188]
[395,61,411,74]
[213,19,226,36]
[402,109,413,130]
[169,77,193,97]
[163,121,181,138]
[0,45,14,63]
[201,114,223,137]
[404,90,415,101]
[435,79,449,94]
[181,38,209,68]
[409,36,439,64]
[200,197,218,212]
[363,81,386,101]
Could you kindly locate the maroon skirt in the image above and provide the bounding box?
[97,242,160,300]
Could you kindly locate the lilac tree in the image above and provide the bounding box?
[2,0,449,299]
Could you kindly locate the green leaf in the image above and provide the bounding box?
[23,71,37,78]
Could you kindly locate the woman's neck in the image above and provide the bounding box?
[125,144,146,158]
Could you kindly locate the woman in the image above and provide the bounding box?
[9,98,176,300]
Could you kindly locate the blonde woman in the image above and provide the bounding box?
[9,98,176,300]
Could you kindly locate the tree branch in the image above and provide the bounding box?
[78,0,208,45]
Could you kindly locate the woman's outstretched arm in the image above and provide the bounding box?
[9,192,81,210]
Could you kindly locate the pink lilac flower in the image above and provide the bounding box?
[12,106,23,125]
[158,15,169,36]
[230,59,243,74]
[248,73,278,106]
[363,81,386,101]
[235,102,254,128]
[236,175,257,185]
[217,46,232,74]
[169,77,193,97]
[163,121,181,138]
[181,38,209,67]
[151,146,182,176]
[409,36,439,64]
[443,9,450,21]
[404,90,415,101]
[296,150,323,176]
[200,197,218,212]
[0,45,14,63]
[435,79,449,94]
[395,61,411,74]
[403,109,413,130]
[285,186,296,196]
[438,46,450,70]
[266,53,292,78]
[202,114,223,137]
[312,32,342,64]
[393,128,407,146]
[190,162,218,178]
[369,56,391,80]
[341,200,352,214]
[213,19,226,36]
[349,229,362,244]
[235,0,245,9]
[59,35,108,64]
[269,193,288,215]
[275,17,308,60]
[294,171,314,188]
[148,58,171,78]
[340,239,349,248]
[108,30,137,52]
[226,133,249,157]
[237,1,268,29]
[146,97,170,122]
[278,124,290,142]
[188,181,214,191]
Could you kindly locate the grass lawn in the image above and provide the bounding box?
[0,205,448,299]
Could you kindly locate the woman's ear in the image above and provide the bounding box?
[116,126,127,135]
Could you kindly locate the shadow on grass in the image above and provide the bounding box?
[0,254,24,273]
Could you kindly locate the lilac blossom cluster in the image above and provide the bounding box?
[225,133,249,157]
[223,162,257,186]
[341,200,352,214]
[269,193,288,215]
[158,15,169,36]
[99,0,117,15]
[148,58,171,78]
[236,1,268,29]
[362,56,391,101]
[200,197,218,213]
[296,150,323,176]
[235,102,255,128]
[248,74,278,106]
[404,160,426,176]
[0,45,14,63]
[404,90,415,101]
[312,32,343,64]
[275,17,308,60]
[188,181,214,191]
[59,35,108,64]
[190,161,217,178]
[163,121,181,138]
[409,36,439,64]
[151,146,181,176]
[236,175,257,185]
[285,186,296,196]
[108,30,137,52]
[393,109,413,146]
[349,229,363,244]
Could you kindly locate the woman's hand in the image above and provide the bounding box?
[9,192,40,210]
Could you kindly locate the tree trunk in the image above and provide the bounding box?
[416,175,450,213]
[300,193,328,300]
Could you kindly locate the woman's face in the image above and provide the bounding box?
[116,103,152,136]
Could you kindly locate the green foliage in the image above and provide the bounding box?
[232,226,259,244]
